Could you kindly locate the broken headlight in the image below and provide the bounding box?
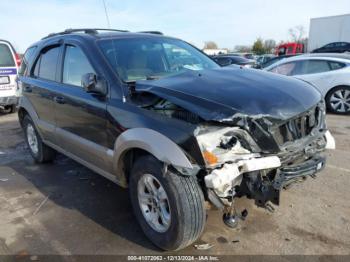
[195,127,257,167]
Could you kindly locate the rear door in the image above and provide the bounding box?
[292,59,335,95]
[21,44,63,142]
[0,41,18,102]
[54,42,109,170]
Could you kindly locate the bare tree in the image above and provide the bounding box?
[263,39,276,53]
[234,45,252,53]
[203,41,218,49]
[288,25,305,43]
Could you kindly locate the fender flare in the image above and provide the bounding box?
[113,128,194,183]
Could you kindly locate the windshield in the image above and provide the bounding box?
[98,37,219,82]
[0,44,15,67]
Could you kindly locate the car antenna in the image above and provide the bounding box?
[102,0,111,29]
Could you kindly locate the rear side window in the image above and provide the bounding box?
[270,62,297,76]
[62,45,95,87]
[33,46,60,81]
[18,46,37,76]
[298,60,330,74]
[329,61,346,70]
[0,43,15,67]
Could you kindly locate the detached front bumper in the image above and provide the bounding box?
[241,154,326,207]
[274,155,326,189]
[205,154,326,208]
[0,96,18,106]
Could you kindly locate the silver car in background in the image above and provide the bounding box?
[264,54,350,114]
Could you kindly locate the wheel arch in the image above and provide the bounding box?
[112,128,194,186]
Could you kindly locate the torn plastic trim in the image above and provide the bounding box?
[204,155,281,199]
[325,130,336,150]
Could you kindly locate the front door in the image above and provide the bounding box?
[54,43,109,171]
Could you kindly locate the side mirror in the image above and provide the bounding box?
[82,73,107,96]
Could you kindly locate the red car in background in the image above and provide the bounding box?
[275,42,304,56]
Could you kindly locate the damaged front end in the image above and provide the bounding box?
[130,68,335,228]
[195,101,334,215]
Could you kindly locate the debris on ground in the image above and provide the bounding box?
[217,236,229,244]
[0,178,9,182]
[285,238,291,241]
[32,194,50,216]
[231,239,240,243]
[194,243,214,250]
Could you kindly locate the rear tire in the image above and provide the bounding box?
[129,155,206,251]
[326,86,350,114]
[9,104,17,113]
[22,115,56,163]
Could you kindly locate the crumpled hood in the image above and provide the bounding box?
[135,67,322,122]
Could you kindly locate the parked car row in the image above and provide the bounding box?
[212,50,350,114]
[264,54,350,114]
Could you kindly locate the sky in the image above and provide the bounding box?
[1,0,349,53]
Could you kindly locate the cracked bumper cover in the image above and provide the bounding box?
[205,154,326,208]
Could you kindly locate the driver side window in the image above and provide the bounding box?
[62,45,95,87]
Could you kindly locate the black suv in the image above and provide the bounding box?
[18,29,333,251]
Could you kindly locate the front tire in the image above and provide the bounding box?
[326,86,350,114]
[129,155,206,251]
[22,115,56,163]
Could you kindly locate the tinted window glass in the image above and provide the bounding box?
[329,61,346,70]
[324,43,335,48]
[215,57,231,66]
[98,38,219,82]
[0,44,15,67]
[18,46,37,76]
[299,60,330,74]
[36,46,60,81]
[270,62,297,76]
[63,45,95,87]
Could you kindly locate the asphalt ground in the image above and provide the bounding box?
[0,111,349,260]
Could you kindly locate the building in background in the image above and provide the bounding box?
[308,14,350,52]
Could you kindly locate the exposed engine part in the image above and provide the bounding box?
[150,99,202,123]
[223,185,239,228]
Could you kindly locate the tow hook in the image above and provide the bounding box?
[223,207,248,228]
[222,193,248,228]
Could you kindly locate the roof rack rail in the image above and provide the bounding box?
[138,31,163,35]
[42,28,129,40]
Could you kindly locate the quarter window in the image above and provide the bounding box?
[329,61,345,70]
[19,46,37,76]
[270,62,297,76]
[62,45,95,87]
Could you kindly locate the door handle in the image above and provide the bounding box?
[54,96,65,104]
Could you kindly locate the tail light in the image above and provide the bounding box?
[15,53,21,67]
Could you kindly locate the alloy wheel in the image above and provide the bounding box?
[137,174,171,233]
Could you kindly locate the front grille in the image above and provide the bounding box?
[274,105,322,145]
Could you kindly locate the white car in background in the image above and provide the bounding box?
[0,39,21,114]
[264,55,350,114]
